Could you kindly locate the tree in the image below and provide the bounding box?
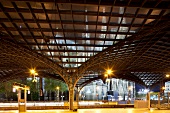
[44,78,68,101]
[26,78,39,101]
[58,81,68,101]
[0,79,21,101]
[59,82,68,94]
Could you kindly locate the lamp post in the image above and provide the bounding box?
[160,74,170,97]
[56,86,60,101]
[166,74,170,78]
[127,86,132,104]
[102,84,105,100]
[102,95,105,100]
[165,74,170,109]
[61,95,64,101]
[29,69,38,82]
[105,69,113,91]
[105,69,112,79]
[96,85,99,101]
[82,95,85,101]
[158,74,170,109]
[104,69,113,103]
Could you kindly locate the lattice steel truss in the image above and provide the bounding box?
[0,0,170,88]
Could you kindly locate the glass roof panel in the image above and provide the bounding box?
[51,24,62,29]
[0,0,167,70]
[29,2,42,9]
[10,31,19,35]
[126,7,137,14]
[138,8,149,15]
[151,9,162,15]
[73,15,85,21]
[134,18,144,24]
[22,13,33,19]
[58,3,71,10]
[44,3,54,9]
[48,14,60,20]
[145,19,155,24]
[60,14,72,21]
[110,17,119,23]
[8,12,20,18]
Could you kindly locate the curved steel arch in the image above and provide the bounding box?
[0,70,65,83]
[0,39,69,82]
[77,72,146,91]
[78,76,103,89]
[40,72,65,83]
[149,77,170,90]
[0,71,28,82]
[116,72,145,85]
[77,21,170,79]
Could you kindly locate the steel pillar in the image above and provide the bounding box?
[69,84,74,110]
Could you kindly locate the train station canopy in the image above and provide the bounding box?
[0,0,170,88]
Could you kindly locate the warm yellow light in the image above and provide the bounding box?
[166,74,170,78]
[107,69,112,75]
[162,86,165,90]
[30,69,38,76]
[13,86,20,89]
[56,86,60,90]
[128,86,133,91]
[104,74,108,77]
[30,69,36,74]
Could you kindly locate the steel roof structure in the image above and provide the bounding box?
[0,0,170,89]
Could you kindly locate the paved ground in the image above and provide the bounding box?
[0,108,170,113]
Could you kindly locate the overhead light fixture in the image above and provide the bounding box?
[30,69,36,75]
[104,69,113,78]
[166,74,170,78]
[29,68,38,82]
[107,69,113,75]
[13,87,16,92]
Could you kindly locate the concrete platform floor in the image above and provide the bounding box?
[0,108,170,113]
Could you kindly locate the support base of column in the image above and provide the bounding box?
[71,109,78,112]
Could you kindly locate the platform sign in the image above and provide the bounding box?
[13,82,30,112]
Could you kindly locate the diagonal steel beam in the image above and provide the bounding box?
[78,21,170,77]
[0,39,69,81]
[78,76,102,89]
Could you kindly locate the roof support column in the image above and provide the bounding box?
[75,87,79,109]
[66,73,77,111]
[39,77,44,101]
[65,73,79,111]
[68,82,74,110]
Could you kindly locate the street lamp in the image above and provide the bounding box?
[166,74,170,78]
[160,74,170,96]
[128,86,133,101]
[61,95,64,101]
[56,86,60,101]
[107,69,113,75]
[102,95,105,100]
[104,69,113,78]
[29,69,38,82]
[162,86,165,90]
[82,95,85,101]
[104,69,113,92]
[96,85,99,101]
